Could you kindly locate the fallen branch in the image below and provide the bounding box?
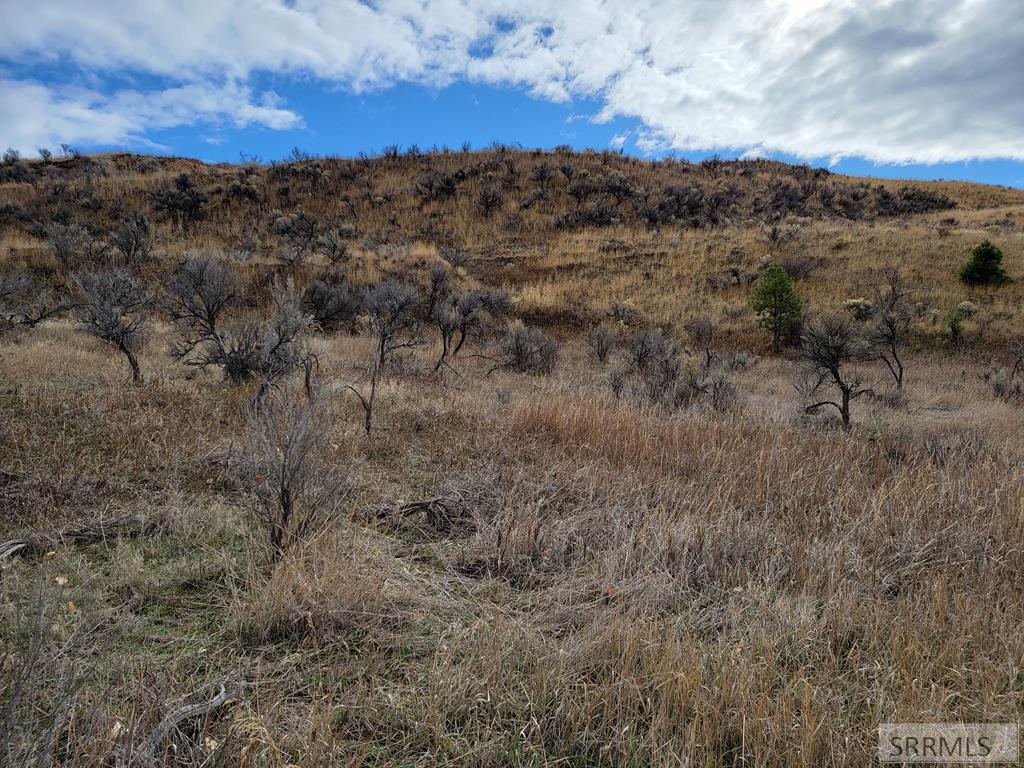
[138,681,230,761]
[0,538,28,560]
[0,515,165,561]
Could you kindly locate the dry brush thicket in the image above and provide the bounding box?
[1,147,1023,767]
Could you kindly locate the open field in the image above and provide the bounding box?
[2,150,1024,766]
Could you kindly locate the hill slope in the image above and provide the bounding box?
[2,149,1023,346]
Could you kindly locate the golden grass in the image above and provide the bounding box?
[2,151,1024,766]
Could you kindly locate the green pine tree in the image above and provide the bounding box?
[959,240,1009,286]
[752,262,803,352]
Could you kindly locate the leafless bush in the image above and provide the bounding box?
[246,283,315,398]
[345,282,421,433]
[45,222,108,270]
[1,580,86,768]
[169,260,311,394]
[555,199,616,228]
[152,173,207,228]
[302,268,361,333]
[0,271,71,332]
[315,228,350,263]
[74,270,149,384]
[567,175,594,204]
[800,313,875,428]
[760,217,802,248]
[270,210,317,264]
[433,289,508,371]
[167,251,242,366]
[628,328,673,373]
[599,170,634,204]
[866,268,916,389]
[414,170,459,203]
[493,320,558,374]
[425,264,451,321]
[1011,339,1024,380]
[109,212,152,267]
[683,316,716,367]
[530,162,553,184]
[477,185,503,217]
[778,253,820,281]
[875,185,955,216]
[245,390,345,562]
[589,323,618,362]
[437,246,470,270]
[981,366,1024,402]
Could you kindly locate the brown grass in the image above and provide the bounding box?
[1,150,1023,766]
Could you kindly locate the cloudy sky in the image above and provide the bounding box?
[1,0,1022,185]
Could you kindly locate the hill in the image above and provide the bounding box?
[1,149,1023,766]
[2,148,1023,346]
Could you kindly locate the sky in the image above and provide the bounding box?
[1,0,1022,187]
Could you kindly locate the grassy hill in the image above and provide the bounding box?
[1,150,1023,766]
[2,148,1023,345]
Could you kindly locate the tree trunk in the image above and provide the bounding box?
[122,346,142,385]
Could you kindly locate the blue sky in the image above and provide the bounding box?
[2,1,1022,187]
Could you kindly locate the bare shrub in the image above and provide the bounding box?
[437,246,470,270]
[703,370,739,411]
[415,170,459,203]
[170,261,312,395]
[760,217,801,248]
[270,210,317,265]
[1,580,86,768]
[530,162,553,184]
[0,271,71,332]
[493,320,558,374]
[74,270,149,384]
[245,390,345,563]
[477,185,503,217]
[433,290,508,371]
[588,323,618,362]
[628,328,673,373]
[109,212,151,267]
[302,268,361,333]
[152,173,207,228]
[345,282,421,433]
[245,283,315,398]
[425,263,451,321]
[45,222,108,270]
[800,313,874,429]
[866,268,916,389]
[778,253,820,281]
[683,315,716,367]
[167,251,242,365]
[316,228,350,263]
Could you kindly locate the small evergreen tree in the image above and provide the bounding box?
[959,240,1008,285]
[752,262,802,352]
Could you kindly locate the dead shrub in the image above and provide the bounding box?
[243,389,347,563]
[493,320,559,374]
[73,269,149,384]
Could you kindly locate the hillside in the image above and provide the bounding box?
[2,148,1023,346]
[1,150,1024,767]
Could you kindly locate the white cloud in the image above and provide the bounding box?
[1,0,1022,162]
[609,131,629,149]
[0,79,301,154]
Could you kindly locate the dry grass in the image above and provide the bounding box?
[2,150,1023,766]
